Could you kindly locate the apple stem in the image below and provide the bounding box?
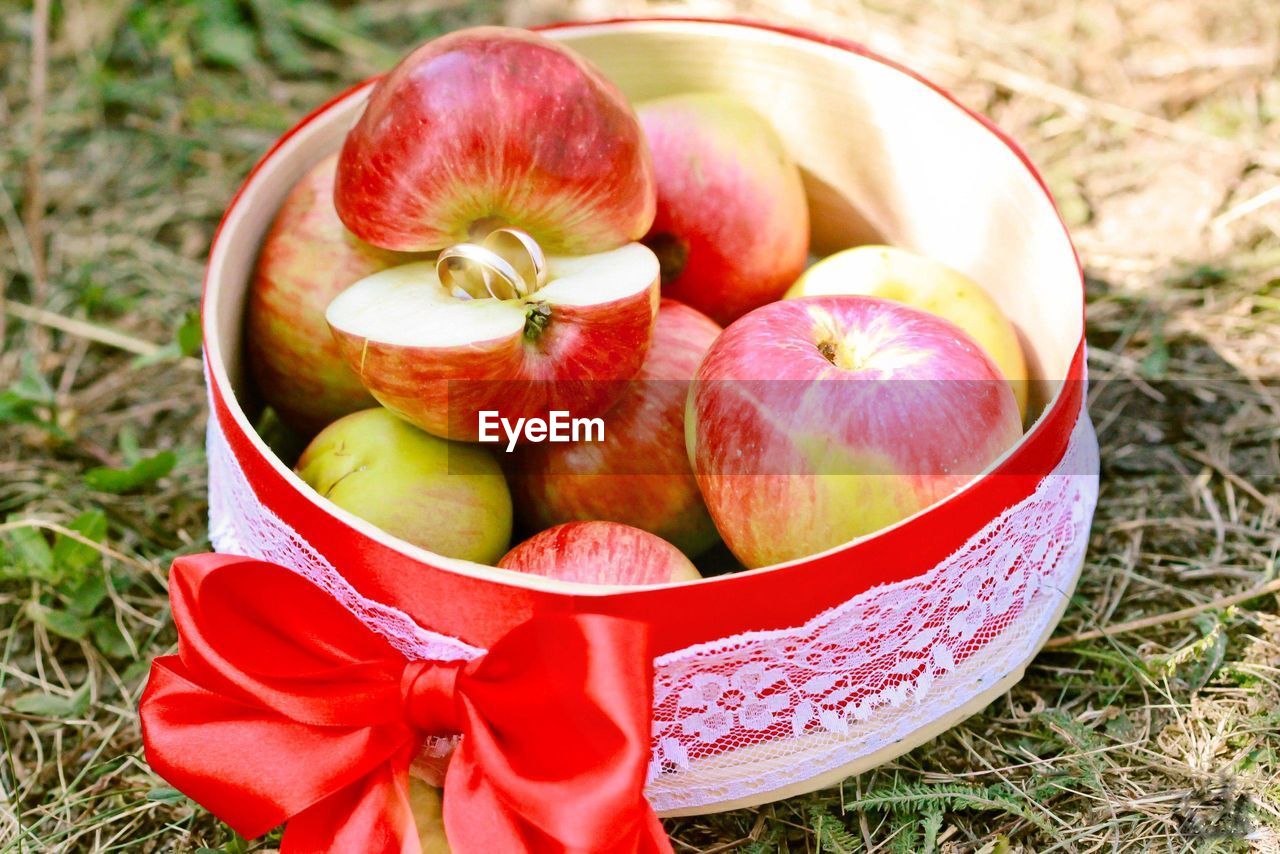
[524,302,553,340]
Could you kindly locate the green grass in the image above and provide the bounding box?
[3,0,1279,850]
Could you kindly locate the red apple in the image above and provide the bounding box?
[498,521,701,584]
[325,240,660,441]
[688,296,1023,568]
[245,155,416,433]
[335,27,654,254]
[507,299,722,555]
[639,93,809,325]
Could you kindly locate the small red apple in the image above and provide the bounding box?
[498,521,701,585]
[688,296,1023,568]
[325,239,660,441]
[245,155,415,433]
[639,93,809,325]
[507,299,722,555]
[335,27,654,254]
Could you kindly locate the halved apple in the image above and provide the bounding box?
[326,241,660,441]
[335,27,655,255]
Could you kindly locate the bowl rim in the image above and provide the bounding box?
[202,16,1087,603]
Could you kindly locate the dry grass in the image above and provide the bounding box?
[2,0,1278,850]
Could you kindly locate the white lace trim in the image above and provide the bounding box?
[205,379,482,663]
[645,411,1098,809]
[206,367,1097,811]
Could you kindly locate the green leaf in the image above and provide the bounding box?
[809,805,861,853]
[175,310,203,358]
[282,3,399,68]
[65,574,109,617]
[52,509,108,576]
[253,406,306,466]
[121,659,152,685]
[246,0,314,76]
[87,754,129,781]
[11,352,56,404]
[887,815,921,854]
[0,354,65,438]
[91,617,135,659]
[84,451,176,493]
[1140,318,1168,380]
[27,601,90,640]
[197,23,255,67]
[7,525,54,575]
[147,786,187,803]
[118,425,141,464]
[10,683,91,718]
[921,805,944,854]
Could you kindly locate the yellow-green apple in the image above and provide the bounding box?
[295,408,511,563]
[498,521,701,584]
[639,93,809,325]
[787,245,1029,418]
[325,242,660,441]
[506,299,721,555]
[335,27,654,254]
[245,154,416,433]
[688,296,1023,568]
[409,779,451,854]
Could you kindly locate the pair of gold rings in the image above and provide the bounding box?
[437,227,548,300]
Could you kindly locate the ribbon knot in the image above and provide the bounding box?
[400,659,464,734]
[138,554,671,854]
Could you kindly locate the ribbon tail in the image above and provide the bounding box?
[441,742,530,854]
[448,614,669,852]
[640,810,675,854]
[283,748,421,854]
[141,655,413,841]
[444,756,672,854]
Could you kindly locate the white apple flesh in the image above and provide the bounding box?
[326,242,660,441]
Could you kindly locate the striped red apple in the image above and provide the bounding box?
[688,296,1022,568]
[499,521,701,585]
[507,299,722,556]
[335,27,654,254]
[245,155,415,434]
[327,27,663,441]
[639,93,809,325]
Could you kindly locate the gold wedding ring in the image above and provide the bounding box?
[437,242,525,300]
[484,227,549,293]
[435,227,549,300]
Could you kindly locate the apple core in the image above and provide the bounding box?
[643,232,690,284]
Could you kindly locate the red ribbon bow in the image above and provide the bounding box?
[140,554,672,853]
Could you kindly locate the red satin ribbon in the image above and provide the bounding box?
[140,554,672,853]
